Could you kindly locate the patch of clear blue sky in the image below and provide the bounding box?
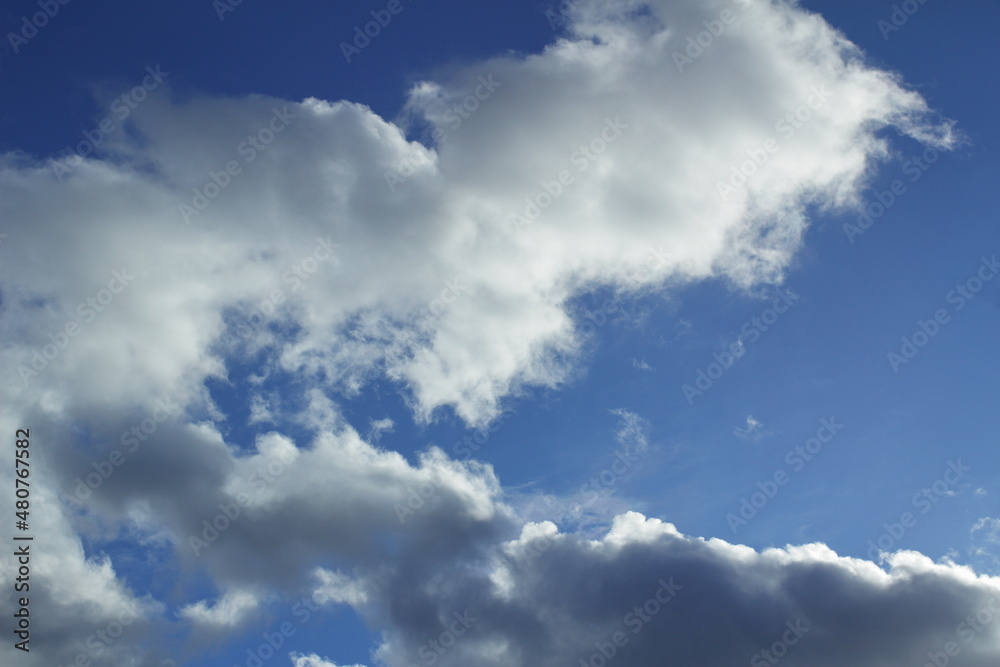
[4,1,998,664]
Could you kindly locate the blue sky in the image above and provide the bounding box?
[3,1,1000,666]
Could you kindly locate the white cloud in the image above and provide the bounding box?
[180,589,261,629]
[631,358,654,371]
[734,414,768,440]
[312,568,369,608]
[610,408,651,454]
[971,518,1000,570]
[0,0,956,429]
[366,417,395,443]
[290,653,367,667]
[0,0,967,664]
[248,393,276,426]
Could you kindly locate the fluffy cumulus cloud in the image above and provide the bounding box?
[367,513,1000,667]
[0,0,978,665]
[0,0,957,428]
